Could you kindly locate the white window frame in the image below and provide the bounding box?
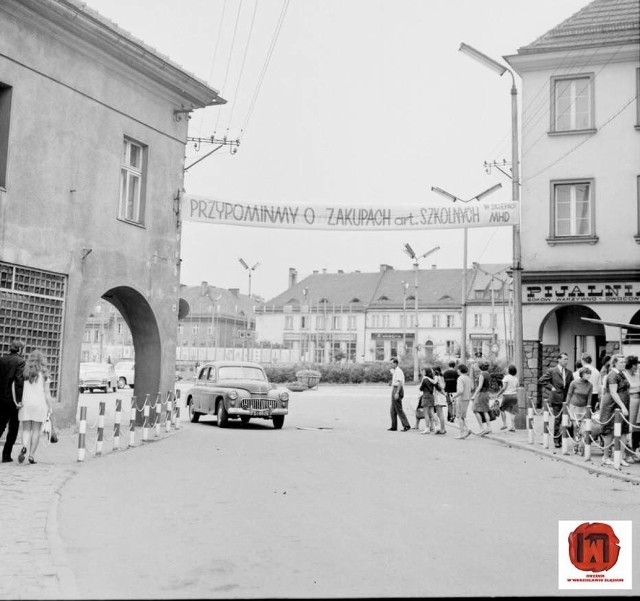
[446,315,455,328]
[284,315,293,330]
[550,74,595,133]
[474,314,482,328]
[119,137,147,226]
[548,179,597,244]
[432,314,440,328]
[332,315,342,330]
[347,315,357,330]
[445,340,456,354]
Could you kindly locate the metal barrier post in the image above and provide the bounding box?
[583,407,592,462]
[561,403,569,455]
[527,406,534,444]
[78,404,87,462]
[96,401,105,456]
[154,392,162,438]
[129,396,137,448]
[174,389,181,430]
[113,398,122,450]
[165,391,172,433]
[613,409,622,470]
[142,394,150,442]
[542,403,550,449]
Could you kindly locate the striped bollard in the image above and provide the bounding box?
[142,395,150,442]
[583,407,592,462]
[174,389,181,430]
[527,406,534,444]
[561,403,570,455]
[154,393,162,438]
[542,404,550,449]
[129,396,137,448]
[165,391,172,433]
[113,398,122,450]
[96,401,106,456]
[613,409,622,469]
[78,404,87,462]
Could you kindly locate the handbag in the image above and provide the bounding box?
[41,418,51,437]
[415,401,425,419]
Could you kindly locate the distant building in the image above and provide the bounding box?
[256,264,513,365]
[0,0,223,422]
[506,0,640,398]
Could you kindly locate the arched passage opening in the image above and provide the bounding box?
[538,304,606,370]
[624,308,640,347]
[80,286,162,424]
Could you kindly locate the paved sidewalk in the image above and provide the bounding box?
[0,420,181,600]
[447,412,640,486]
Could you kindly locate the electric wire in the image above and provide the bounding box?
[196,0,228,139]
[225,0,259,135]
[240,0,290,141]
[214,0,245,136]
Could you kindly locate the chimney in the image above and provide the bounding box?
[379,264,393,272]
[288,267,298,289]
[322,268,327,274]
[229,288,239,297]
[313,270,318,274]
[431,264,437,270]
[338,270,344,274]
[200,281,209,295]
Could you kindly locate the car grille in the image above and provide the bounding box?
[240,398,277,410]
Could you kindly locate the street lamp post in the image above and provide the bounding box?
[403,243,441,382]
[459,42,524,416]
[401,280,409,359]
[238,258,260,298]
[431,183,502,364]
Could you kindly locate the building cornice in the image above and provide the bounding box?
[505,43,640,74]
[6,0,224,108]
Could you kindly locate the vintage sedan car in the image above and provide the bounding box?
[185,361,289,429]
[78,362,118,393]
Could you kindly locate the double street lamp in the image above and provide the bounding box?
[402,243,440,381]
[459,41,523,395]
[238,258,260,298]
[430,183,502,363]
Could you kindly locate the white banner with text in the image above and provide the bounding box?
[181,195,519,231]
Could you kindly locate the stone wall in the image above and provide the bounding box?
[522,340,560,407]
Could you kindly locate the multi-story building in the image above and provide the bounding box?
[0,0,223,422]
[256,264,513,366]
[506,0,640,399]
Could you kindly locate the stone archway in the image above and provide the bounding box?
[625,308,640,347]
[101,286,162,422]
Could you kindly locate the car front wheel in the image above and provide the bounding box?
[217,402,229,428]
[117,377,126,389]
[272,415,285,429]
[188,401,200,423]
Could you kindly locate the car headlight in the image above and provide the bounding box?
[228,390,238,400]
[279,390,289,402]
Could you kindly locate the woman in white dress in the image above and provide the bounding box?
[18,350,52,464]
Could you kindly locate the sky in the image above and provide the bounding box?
[84,0,589,300]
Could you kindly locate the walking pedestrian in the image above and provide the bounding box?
[442,360,458,423]
[566,367,593,454]
[418,367,438,434]
[471,361,493,435]
[623,356,640,458]
[599,354,630,467]
[432,366,447,434]
[538,352,573,448]
[496,364,518,432]
[17,350,52,465]
[452,364,472,439]
[0,340,26,463]
[580,354,601,412]
[388,358,410,432]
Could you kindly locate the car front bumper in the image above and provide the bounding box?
[228,407,288,417]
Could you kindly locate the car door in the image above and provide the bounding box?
[194,367,210,412]
[205,366,217,413]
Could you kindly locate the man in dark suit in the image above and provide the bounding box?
[538,351,573,448]
[0,340,26,462]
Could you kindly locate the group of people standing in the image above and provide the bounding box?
[539,351,640,465]
[0,339,53,465]
[388,357,520,438]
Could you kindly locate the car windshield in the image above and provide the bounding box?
[218,366,266,381]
